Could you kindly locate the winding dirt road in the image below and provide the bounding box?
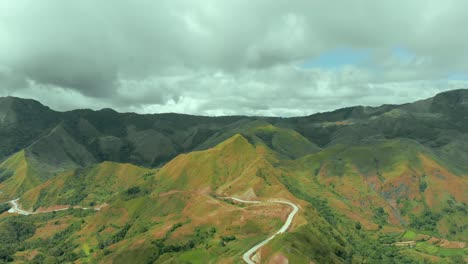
[6,198,100,215]
[223,197,299,264]
[8,199,32,215]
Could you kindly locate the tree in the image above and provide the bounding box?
[355,222,362,230]
[419,181,427,192]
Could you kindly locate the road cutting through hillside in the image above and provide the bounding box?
[223,197,299,264]
[8,199,32,215]
[6,198,101,215]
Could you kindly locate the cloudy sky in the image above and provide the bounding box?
[1,0,468,116]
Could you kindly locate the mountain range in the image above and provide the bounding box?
[0,89,467,263]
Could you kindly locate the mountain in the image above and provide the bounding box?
[0,90,467,263]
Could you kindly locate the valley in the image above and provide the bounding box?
[0,90,467,263]
[3,1,468,262]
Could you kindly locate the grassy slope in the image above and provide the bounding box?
[0,128,466,263]
[156,134,259,193]
[19,161,155,210]
[0,134,315,263]
[289,138,467,231]
[0,150,42,201]
[249,123,321,159]
[275,137,467,262]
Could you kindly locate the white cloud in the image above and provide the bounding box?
[1,0,468,115]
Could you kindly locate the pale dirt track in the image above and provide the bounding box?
[223,197,299,264]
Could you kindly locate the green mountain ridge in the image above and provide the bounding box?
[1,89,468,169]
[0,90,467,263]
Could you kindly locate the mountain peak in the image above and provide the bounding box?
[0,96,50,110]
[433,88,468,103]
[430,88,468,115]
[435,88,468,96]
[211,133,256,155]
[0,96,54,124]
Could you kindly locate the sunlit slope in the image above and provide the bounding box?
[76,134,349,263]
[0,124,97,201]
[1,133,465,263]
[74,193,292,263]
[7,135,311,263]
[19,161,154,211]
[155,132,301,201]
[18,132,293,211]
[0,150,42,201]
[157,134,259,192]
[286,138,467,239]
[1,90,468,263]
[18,132,464,261]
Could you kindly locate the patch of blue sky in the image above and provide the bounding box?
[447,73,468,81]
[392,46,415,62]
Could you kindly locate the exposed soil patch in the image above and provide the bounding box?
[428,237,466,249]
[268,253,289,264]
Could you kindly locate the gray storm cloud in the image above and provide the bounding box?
[1,0,468,115]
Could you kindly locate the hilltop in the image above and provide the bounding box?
[0,90,467,263]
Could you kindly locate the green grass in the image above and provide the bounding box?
[402,230,417,241]
[438,247,466,257]
[1,130,466,263]
[177,249,210,263]
[414,241,467,259]
[82,243,91,256]
[415,242,439,254]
